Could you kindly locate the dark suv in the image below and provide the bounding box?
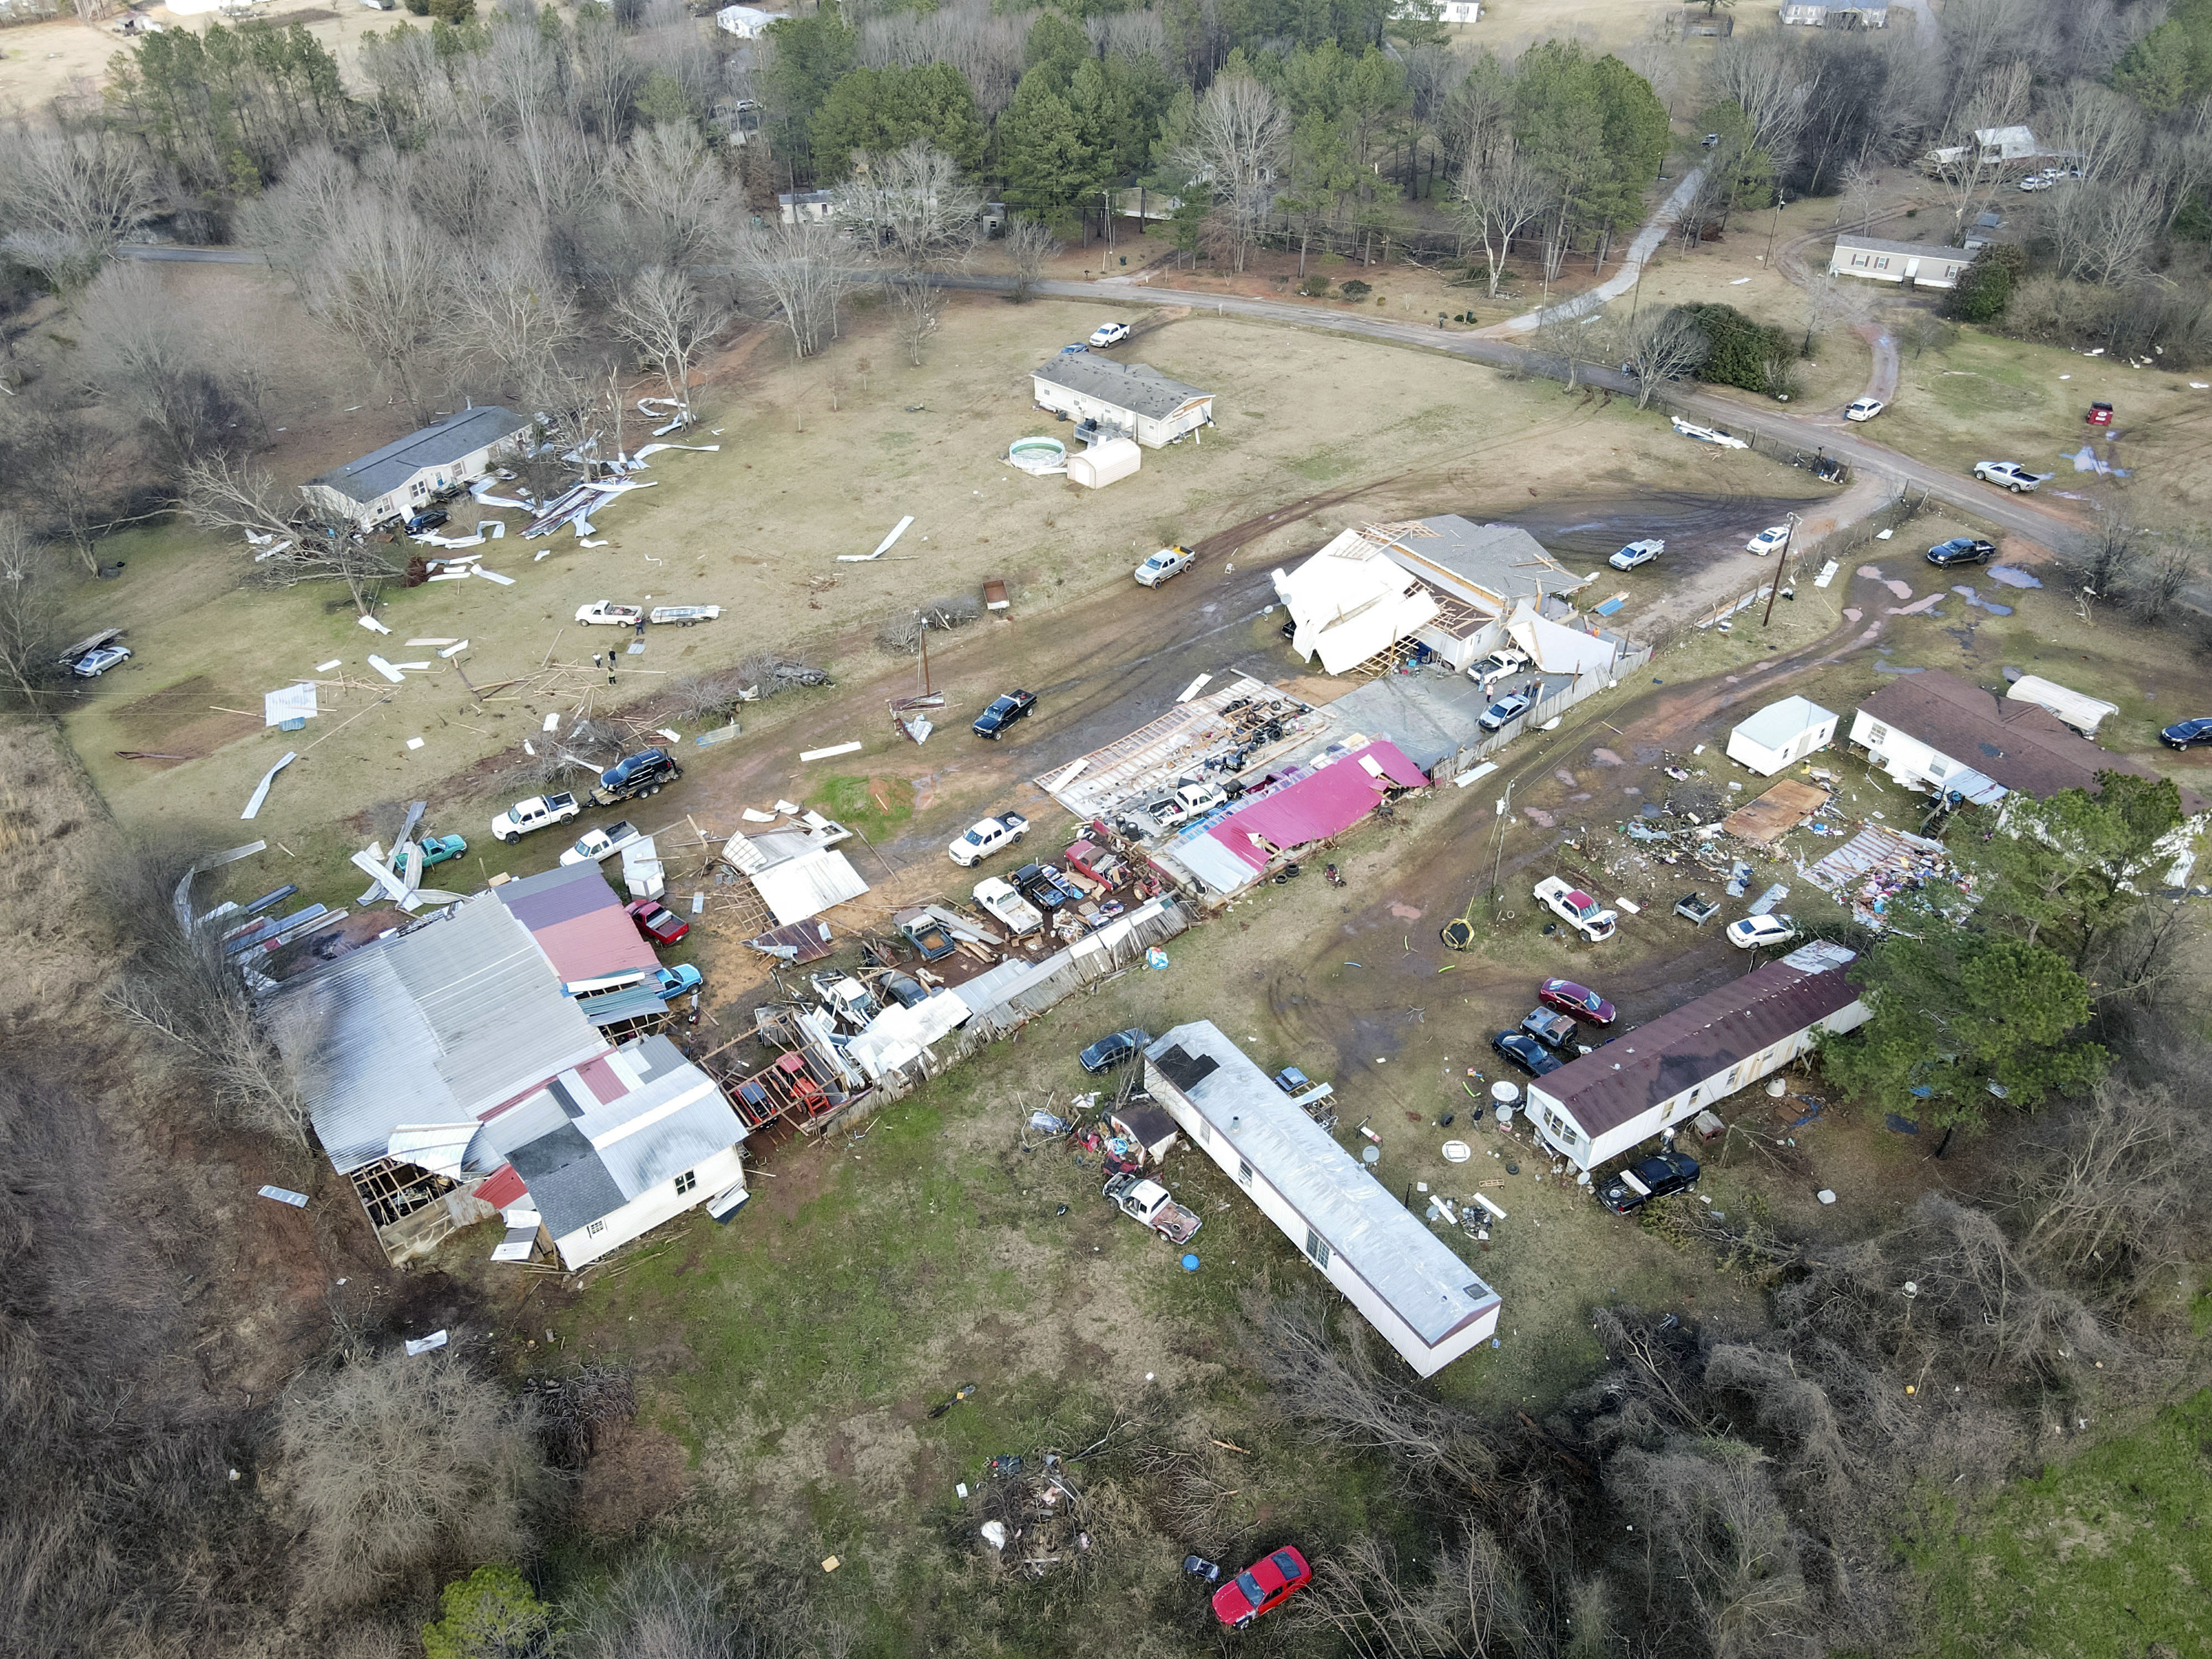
[1597,1149,1701,1213]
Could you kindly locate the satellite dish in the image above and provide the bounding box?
[1360,1144,1381,1165]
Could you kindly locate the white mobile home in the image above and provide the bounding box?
[1143,1023,1501,1377]
[1726,695,1838,776]
[1524,943,1869,1172]
[1031,356,1213,448]
[1828,234,1970,289]
[301,405,529,529]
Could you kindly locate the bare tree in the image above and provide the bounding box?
[447,239,582,411]
[1708,35,1813,178]
[1175,72,1288,273]
[76,262,242,476]
[0,129,159,287]
[609,268,730,422]
[2040,79,2143,184]
[729,220,852,358]
[2063,174,2164,286]
[833,140,985,275]
[1799,265,1870,353]
[303,197,455,418]
[1613,1439,1809,1659]
[2016,1081,2203,1282]
[889,272,946,368]
[275,1347,550,1609]
[1005,214,1058,301]
[0,514,64,706]
[614,122,736,269]
[9,407,126,572]
[176,453,405,616]
[1453,144,1551,299]
[1623,305,1710,408]
[1836,159,1878,233]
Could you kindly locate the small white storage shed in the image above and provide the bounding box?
[1726,696,1839,776]
[1067,437,1141,489]
[2005,675,2116,738]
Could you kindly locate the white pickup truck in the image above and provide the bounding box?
[948,812,1028,868]
[560,820,644,865]
[1104,1173,1202,1243]
[972,875,1044,936]
[491,792,582,843]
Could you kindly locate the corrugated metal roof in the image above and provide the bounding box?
[751,849,869,926]
[1532,953,1861,1139]
[307,405,526,504]
[279,895,608,1175]
[1144,1022,1498,1349]
[575,984,670,1025]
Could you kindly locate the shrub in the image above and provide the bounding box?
[421,1566,552,1659]
[275,1347,553,1609]
[1943,244,2026,324]
[1297,273,1329,296]
[1670,302,1796,394]
[1340,279,1372,300]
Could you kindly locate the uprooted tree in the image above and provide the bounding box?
[175,452,406,617]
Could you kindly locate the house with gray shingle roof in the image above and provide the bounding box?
[301,404,530,528]
[1030,355,1213,448]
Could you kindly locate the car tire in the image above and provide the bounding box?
[2010,483,2023,493]
[497,832,515,843]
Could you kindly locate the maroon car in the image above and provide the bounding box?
[627,898,690,947]
[1211,1547,1311,1629]
[1538,978,1617,1026]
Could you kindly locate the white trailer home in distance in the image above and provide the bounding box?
[1142,1022,1501,1378]
[1523,943,1870,1173]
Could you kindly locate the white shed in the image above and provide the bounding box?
[715,3,773,34]
[1726,696,1839,775]
[2005,675,2116,738]
[1067,436,1141,488]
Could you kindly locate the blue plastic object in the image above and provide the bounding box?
[1180,1254,1200,1272]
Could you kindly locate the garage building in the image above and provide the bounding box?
[1030,356,1213,448]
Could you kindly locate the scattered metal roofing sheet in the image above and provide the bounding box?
[1207,739,1426,863]
[750,849,869,927]
[574,983,670,1026]
[1721,779,1829,846]
[749,919,836,963]
[278,896,608,1175]
[1145,1022,1498,1348]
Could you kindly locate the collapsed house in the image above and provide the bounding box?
[301,405,530,529]
[1272,517,1587,675]
[1524,942,1870,1172]
[1141,1022,1502,1377]
[276,869,748,1269]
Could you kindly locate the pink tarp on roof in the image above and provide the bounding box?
[1207,739,1429,870]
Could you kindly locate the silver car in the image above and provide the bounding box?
[1608,539,1665,571]
[1973,461,2041,493]
[70,645,133,677]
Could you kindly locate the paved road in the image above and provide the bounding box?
[122,235,2084,552]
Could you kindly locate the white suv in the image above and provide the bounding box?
[1973,461,2041,493]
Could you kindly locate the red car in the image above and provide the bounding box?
[627,898,690,947]
[1538,978,1617,1026]
[1211,1547,1311,1629]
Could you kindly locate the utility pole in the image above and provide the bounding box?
[1764,191,1788,266]
[1762,510,1801,627]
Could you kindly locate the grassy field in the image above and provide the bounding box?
[1906,1388,2212,1659]
[51,284,1741,868]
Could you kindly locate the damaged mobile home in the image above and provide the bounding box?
[276,869,749,1269]
[1142,1022,1502,1376]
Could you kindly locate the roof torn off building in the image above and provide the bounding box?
[1033,677,1322,823]
[1157,738,1430,896]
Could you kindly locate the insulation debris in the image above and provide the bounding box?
[356,613,392,635]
